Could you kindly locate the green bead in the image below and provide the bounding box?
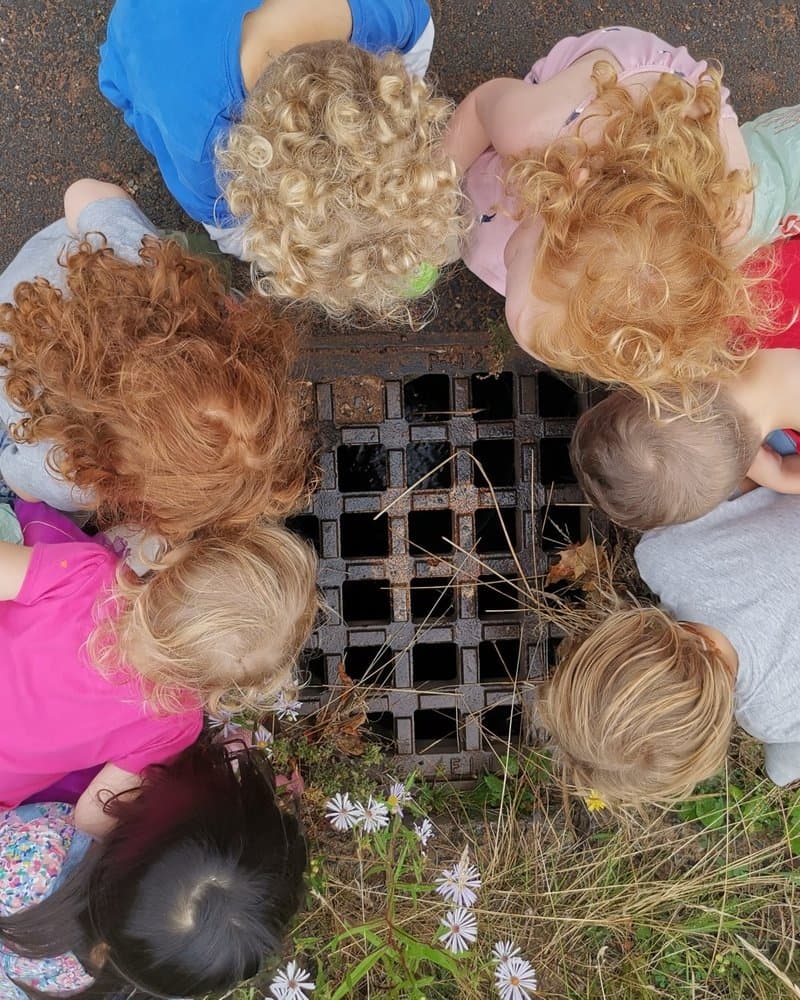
[405,262,439,298]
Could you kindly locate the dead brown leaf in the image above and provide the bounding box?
[545,538,612,593]
[304,662,368,756]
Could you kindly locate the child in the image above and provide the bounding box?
[0,500,319,837]
[1,179,311,552]
[98,1,464,321]
[0,740,307,999]
[444,26,800,403]
[538,487,800,804]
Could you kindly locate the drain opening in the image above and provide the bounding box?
[540,437,575,485]
[404,374,451,422]
[344,645,395,685]
[299,648,326,686]
[537,371,581,418]
[478,576,523,620]
[337,444,388,493]
[286,514,321,554]
[482,704,522,745]
[474,507,517,554]
[409,509,453,554]
[367,711,397,750]
[479,639,523,682]
[540,506,584,551]
[340,512,389,558]
[406,442,452,488]
[410,580,457,622]
[471,372,514,420]
[547,635,565,668]
[342,579,392,625]
[415,708,459,753]
[412,642,459,685]
[472,439,516,487]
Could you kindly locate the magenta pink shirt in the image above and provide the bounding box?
[0,540,203,807]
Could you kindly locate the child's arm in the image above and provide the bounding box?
[74,763,143,838]
[747,445,800,494]
[0,541,33,601]
[64,179,133,235]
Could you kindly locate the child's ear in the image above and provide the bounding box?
[89,941,112,968]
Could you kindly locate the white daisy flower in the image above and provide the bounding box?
[208,711,237,740]
[386,780,411,817]
[325,792,361,832]
[352,796,390,834]
[494,955,538,999]
[492,940,521,962]
[413,817,435,848]
[252,724,274,753]
[273,690,303,722]
[269,959,315,999]
[439,907,478,954]
[435,853,482,907]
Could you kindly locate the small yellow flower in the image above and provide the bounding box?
[585,790,607,813]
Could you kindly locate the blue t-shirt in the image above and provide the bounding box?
[99,0,433,228]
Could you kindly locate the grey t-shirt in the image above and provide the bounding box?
[0,197,159,509]
[636,488,800,786]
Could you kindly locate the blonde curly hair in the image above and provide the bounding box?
[507,62,777,410]
[89,521,320,716]
[218,41,468,323]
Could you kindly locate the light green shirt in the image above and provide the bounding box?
[742,105,800,244]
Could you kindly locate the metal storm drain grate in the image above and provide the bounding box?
[290,329,594,779]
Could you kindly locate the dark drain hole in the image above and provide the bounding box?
[538,371,581,418]
[337,444,388,493]
[540,506,584,552]
[415,708,459,753]
[540,438,575,485]
[475,507,517,554]
[477,575,522,619]
[471,372,514,421]
[367,711,396,750]
[286,514,321,555]
[299,648,326,686]
[479,639,522,682]
[412,642,458,685]
[409,509,453,554]
[410,580,456,622]
[547,635,565,668]
[406,442,452,488]
[472,439,516,487]
[482,704,522,745]
[344,645,394,686]
[404,374,451,422]
[340,512,389,558]
[342,579,392,625]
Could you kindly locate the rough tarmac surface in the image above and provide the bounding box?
[1,1,798,332]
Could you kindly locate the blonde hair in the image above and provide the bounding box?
[89,522,319,715]
[218,41,467,323]
[571,388,761,530]
[507,62,775,409]
[538,608,736,804]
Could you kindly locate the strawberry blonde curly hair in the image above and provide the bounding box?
[0,237,312,542]
[506,62,777,410]
[218,41,468,324]
[89,521,320,715]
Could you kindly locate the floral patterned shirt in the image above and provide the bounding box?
[0,803,93,999]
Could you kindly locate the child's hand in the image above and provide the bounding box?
[747,444,800,495]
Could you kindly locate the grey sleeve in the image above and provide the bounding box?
[0,437,92,511]
[76,196,161,264]
[763,742,800,787]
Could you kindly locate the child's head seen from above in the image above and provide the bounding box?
[218,41,468,323]
[0,237,312,543]
[91,519,320,715]
[570,389,761,530]
[506,63,769,405]
[538,608,736,805]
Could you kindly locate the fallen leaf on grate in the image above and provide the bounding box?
[545,538,612,593]
[305,662,368,756]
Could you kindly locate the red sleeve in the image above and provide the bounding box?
[766,238,800,348]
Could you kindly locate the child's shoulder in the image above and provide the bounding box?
[15,540,119,608]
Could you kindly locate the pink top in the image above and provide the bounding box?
[462,26,739,295]
[0,509,202,806]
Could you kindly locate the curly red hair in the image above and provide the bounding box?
[0,237,312,542]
